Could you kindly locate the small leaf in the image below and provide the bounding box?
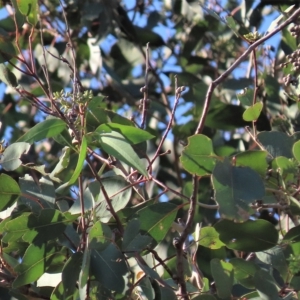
[211,258,234,299]
[214,219,278,252]
[0,36,16,62]
[50,147,71,182]
[96,123,155,144]
[96,131,148,177]
[293,140,300,162]
[198,227,225,249]
[0,174,21,211]
[180,134,217,176]
[89,221,112,251]
[242,102,263,121]
[0,142,30,171]
[17,118,67,144]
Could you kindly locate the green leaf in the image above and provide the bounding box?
[0,142,30,171]
[96,123,155,144]
[237,88,254,106]
[0,63,18,86]
[19,175,56,214]
[3,209,67,244]
[212,158,265,221]
[242,102,263,121]
[50,147,71,182]
[235,150,268,176]
[56,136,87,193]
[89,220,112,251]
[95,131,148,177]
[0,174,21,211]
[254,269,280,300]
[284,225,300,242]
[93,175,132,223]
[230,258,259,289]
[62,252,83,298]
[0,36,16,62]
[137,202,178,246]
[13,242,56,288]
[17,118,67,144]
[122,219,152,254]
[180,134,217,176]
[198,227,225,249]
[214,219,278,252]
[16,0,38,26]
[257,131,294,158]
[90,244,128,293]
[52,129,75,150]
[210,258,234,299]
[293,140,300,162]
[79,247,91,289]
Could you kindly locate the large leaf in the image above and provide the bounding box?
[0,174,21,211]
[214,219,278,252]
[62,252,83,298]
[96,123,155,144]
[19,175,55,214]
[17,118,66,144]
[90,244,128,293]
[122,219,152,255]
[94,131,148,177]
[210,258,233,299]
[92,175,132,223]
[212,158,265,220]
[257,131,294,158]
[13,242,56,288]
[180,134,217,176]
[137,202,178,246]
[3,209,68,244]
[0,142,30,171]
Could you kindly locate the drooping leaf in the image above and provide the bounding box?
[137,202,178,246]
[212,158,265,220]
[0,174,21,211]
[180,134,217,176]
[0,142,30,171]
[96,123,155,144]
[210,258,234,299]
[90,244,128,293]
[17,118,67,144]
[94,131,148,177]
[214,219,278,252]
[50,147,71,182]
[242,102,263,121]
[62,252,83,298]
[122,219,152,254]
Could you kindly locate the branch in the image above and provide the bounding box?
[195,7,300,134]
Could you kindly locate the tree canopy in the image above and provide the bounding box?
[0,0,300,299]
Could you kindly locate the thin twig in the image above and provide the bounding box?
[195,7,300,134]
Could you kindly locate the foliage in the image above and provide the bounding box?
[0,0,300,299]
